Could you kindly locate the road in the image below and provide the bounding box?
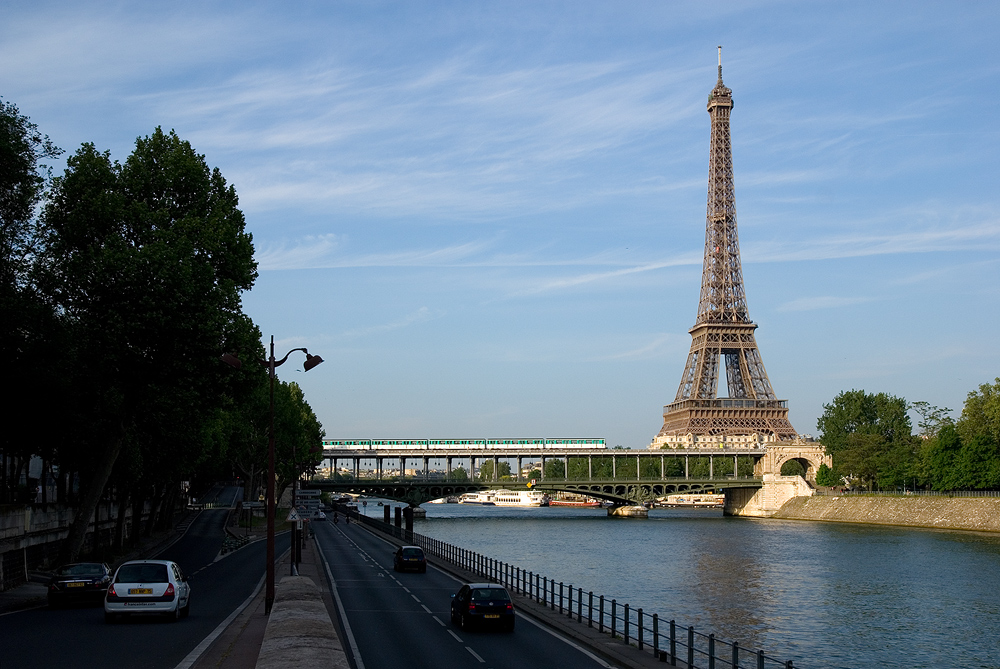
[315,518,613,669]
[0,486,288,669]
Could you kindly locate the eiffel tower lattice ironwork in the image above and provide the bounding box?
[656,49,796,441]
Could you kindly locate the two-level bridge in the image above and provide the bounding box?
[305,443,830,514]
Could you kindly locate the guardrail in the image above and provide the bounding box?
[815,489,1000,498]
[349,509,795,669]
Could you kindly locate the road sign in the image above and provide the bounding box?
[286,509,301,522]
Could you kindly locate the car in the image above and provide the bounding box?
[393,546,426,573]
[47,562,111,607]
[104,559,191,623]
[450,583,515,632]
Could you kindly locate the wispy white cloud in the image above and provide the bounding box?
[341,307,437,339]
[776,296,876,312]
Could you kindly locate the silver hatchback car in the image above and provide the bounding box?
[104,559,191,622]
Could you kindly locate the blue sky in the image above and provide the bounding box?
[4,1,999,447]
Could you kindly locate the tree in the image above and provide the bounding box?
[815,464,839,487]
[910,401,954,439]
[43,128,258,561]
[957,378,1000,447]
[1,100,64,503]
[477,460,511,482]
[817,390,916,489]
[448,466,468,482]
[543,459,565,480]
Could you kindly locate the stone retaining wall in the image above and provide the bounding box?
[772,495,1000,532]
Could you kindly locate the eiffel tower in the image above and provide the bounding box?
[654,49,796,446]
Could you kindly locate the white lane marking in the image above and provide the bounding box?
[174,572,266,669]
[517,612,612,668]
[465,647,486,663]
[401,586,410,593]
[319,527,367,669]
[411,594,421,603]
[0,604,46,617]
[421,604,432,614]
[448,630,463,643]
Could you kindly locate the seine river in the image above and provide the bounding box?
[391,503,1000,669]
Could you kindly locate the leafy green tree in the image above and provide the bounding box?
[780,460,805,476]
[448,466,468,482]
[815,464,839,487]
[527,468,541,481]
[543,459,565,479]
[1,100,65,503]
[957,378,1000,447]
[640,457,661,478]
[817,390,916,490]
[43,129,257,561]
[910,401,954,439]
[477,460,511,481]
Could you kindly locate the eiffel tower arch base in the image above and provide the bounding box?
[724,442,832,517]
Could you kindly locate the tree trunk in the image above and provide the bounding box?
[113,489,129,551]
[144,483,164,537]
[130,488,146,549]
[61,435,124,563]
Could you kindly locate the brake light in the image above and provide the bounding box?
[468,603,476,612]
[165,583,175,597]
[506,603,513,611]
[108,584,117,597]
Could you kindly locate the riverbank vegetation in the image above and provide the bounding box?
[816,380,1000,492]
[1,100,325,561]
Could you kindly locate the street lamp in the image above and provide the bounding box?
[222,335,323,615]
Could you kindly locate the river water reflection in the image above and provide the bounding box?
[402,503,1000,668]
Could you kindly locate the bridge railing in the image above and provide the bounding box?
[347,507,795,669]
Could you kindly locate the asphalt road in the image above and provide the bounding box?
[0,487,288,669]
[315,519,613,669]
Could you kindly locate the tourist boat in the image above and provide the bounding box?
[548,494,602,508]
[458,492,495,505]
[488,490,549,507]
[657,493,725,508]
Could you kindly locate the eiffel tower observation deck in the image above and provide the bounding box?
[653,48,797,449]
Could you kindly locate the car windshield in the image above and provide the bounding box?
[56,564,104,576]
[116,564,169,583]
[471,588,510,601]
[401,548,423,557]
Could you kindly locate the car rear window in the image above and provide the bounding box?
[401,548,423,557]
[116,564,169,583]
[57,564,105,576]
[472,588,510,601]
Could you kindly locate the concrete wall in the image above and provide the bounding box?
[771,495,1000,533]
[724,475,815,517]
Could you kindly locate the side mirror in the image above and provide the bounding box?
[450,594,455,599]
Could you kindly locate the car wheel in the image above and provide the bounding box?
[181,598,191,618]
[47,596,59,609]
[167,605,182,622]
[460,613,470,631]
[419,565,426,573]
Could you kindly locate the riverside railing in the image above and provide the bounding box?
[815,489,1000,498]
[348,508,796,669]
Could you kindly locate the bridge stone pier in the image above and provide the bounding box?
[724,441,832,517]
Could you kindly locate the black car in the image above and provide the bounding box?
[393,546,426,573]
[47,562,112,607]
[450,583,515,632]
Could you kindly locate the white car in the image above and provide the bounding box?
[104,559,191,622]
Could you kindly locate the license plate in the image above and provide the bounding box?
[129,588,153,595]
[485,614,500,619]
[67,582,85,588]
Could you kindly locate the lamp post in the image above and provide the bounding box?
[222,335,323,615]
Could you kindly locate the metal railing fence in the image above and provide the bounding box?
[349,508,795,669]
